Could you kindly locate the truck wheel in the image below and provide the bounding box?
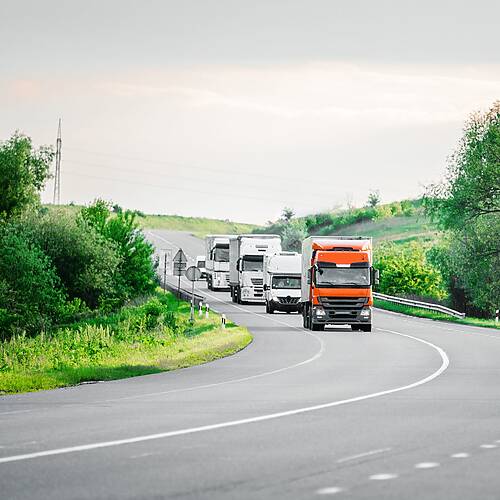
[265,302,270,313]
[302,309,308,328]
[231,287,236,303]
[268,303,274,314]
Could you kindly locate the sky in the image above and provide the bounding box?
[1,0,499,224]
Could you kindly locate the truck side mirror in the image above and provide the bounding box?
[307,268,312,285]
[263,284,268,291]
[237,258,242,272]
[372,268,380,285]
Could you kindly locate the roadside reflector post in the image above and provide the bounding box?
[199,302,203,317]
[496,309,499,324]
[206,304,210,319]
[221,314,226,329]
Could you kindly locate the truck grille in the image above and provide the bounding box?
[278,296,300,304]
[251,278,263,286]
[318,297,368,310]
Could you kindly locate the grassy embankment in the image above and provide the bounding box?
[43,205,260,239]
[138,214,259,238]
[0,291,252,395]
[374,299,500,330]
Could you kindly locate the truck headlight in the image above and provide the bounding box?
[314,307,326,317]
[242,288,250,297]
[360,307,371,317]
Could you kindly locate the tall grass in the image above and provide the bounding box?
[0,291,252,394]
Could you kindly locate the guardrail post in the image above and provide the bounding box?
[221,314,226,329]
[199,302,203,317]
[205,303,210,319]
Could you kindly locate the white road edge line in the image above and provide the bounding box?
[0,328,449,465]
[336,447,392,463]
[96,281,326,404]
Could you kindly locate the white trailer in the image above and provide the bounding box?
[229,234,282,304]
[263,252,301,313]
[205,235,233,290]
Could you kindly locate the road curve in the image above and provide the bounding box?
[0,230,499,500]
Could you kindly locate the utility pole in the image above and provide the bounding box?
[53,119,62,205]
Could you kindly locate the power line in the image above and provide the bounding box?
[64,146,334,189]
[62,169,326,207]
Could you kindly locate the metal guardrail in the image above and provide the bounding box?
[161,277,204,306]
[373,292,465,319]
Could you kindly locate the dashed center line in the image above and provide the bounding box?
[480,444,497,449]
[316,487,344,495]
[415,462,440,469]
[369,473,398,480]
[451,453,470,458]
[336,448,391,463]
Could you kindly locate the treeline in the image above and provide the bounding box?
[0,133,158,340]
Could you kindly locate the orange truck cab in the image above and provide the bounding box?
[300,236,379,332]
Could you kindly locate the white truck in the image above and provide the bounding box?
[205,235,233,290]
[229,234,282,304]
[195,255,207,280]
[263,252,302,314]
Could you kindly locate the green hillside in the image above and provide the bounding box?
[44,205,259,239]
[138,214,259,238]
[255,199,438,244]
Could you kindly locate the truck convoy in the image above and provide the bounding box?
[229,234,282,304]
[263,252,301,314]
[205,235,233,290]
[301,236,379,332]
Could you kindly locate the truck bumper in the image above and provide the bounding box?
[241,286,264,302]
[268,300,301,313]
[312,306,372,325]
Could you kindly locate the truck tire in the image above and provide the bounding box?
[231,287,236,303]
[268,302,274,314]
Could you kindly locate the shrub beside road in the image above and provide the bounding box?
[0,291,252,394]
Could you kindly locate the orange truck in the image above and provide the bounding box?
[301,236,379,332]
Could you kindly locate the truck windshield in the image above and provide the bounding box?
[242,255,263,271]
[315,267,370,287]
[272,276,301,289]
[213,247,229,262]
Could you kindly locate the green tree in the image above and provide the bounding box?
[281,207,295,222]
[282,219,307,253]
[374,242,448,300]
[0,223,66,338]
[367,190,380,208]
[80,200,157,298]
[24,210,123,309]
[425,102,500,314]
[0,132,53,219]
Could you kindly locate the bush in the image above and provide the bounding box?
[374,242,448,300]
[80,200,158,299]
[23,210,123,309]
[0,224,66,338]
[282,219,307,252]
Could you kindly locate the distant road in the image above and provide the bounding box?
[1,229,499,499]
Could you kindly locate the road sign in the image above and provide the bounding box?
[173,249,188,265]
[172,249,188,277]
[185,266,202,282]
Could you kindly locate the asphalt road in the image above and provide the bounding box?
[1,229,499,499]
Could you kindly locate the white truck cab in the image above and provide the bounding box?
[263,252,301,313]
[229,235,282,304]
[205,235,233,290]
